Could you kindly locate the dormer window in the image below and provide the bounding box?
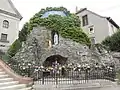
[51,31,59,45]
[3,20,9,28]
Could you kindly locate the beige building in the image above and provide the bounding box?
[0,0,22,52]
[76,8,119,44]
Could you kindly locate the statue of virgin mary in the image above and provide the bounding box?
[54,33,59,45]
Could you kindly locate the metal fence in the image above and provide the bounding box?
[34,67,116,85]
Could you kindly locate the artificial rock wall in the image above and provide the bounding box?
[13,26,116,66]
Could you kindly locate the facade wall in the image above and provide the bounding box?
[77,10,112,44]
[0,0,16,14]
[0,13,20,51]
[108,21,118,36]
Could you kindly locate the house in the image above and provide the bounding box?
[76,8,120,44]
[0,0,22,52]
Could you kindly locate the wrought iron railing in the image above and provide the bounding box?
[33,64,116,85]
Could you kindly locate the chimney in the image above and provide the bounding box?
[76,6,78,12]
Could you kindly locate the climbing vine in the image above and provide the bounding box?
[7,7,91,57]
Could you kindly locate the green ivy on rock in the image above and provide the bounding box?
[7,7,91,57]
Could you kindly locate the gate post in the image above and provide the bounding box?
[42,72,44,84]
[55,73,58,85]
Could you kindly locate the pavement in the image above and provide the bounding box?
[33,79,120,90]
[78,86,120,90]
[33,85,120,90]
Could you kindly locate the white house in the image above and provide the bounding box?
[0,0,22,52]
[76,8,119,44]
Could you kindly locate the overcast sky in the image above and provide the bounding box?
[12,0,120,30]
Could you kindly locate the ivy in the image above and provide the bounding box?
[30,14,90,45]
[7,7,91,57]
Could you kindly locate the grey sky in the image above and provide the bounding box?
[12,0,120,30]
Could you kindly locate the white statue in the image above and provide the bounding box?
[54,33,58,45]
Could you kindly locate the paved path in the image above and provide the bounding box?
[33,79,119,90]
[34,85,120,90]
[78,86,120,90]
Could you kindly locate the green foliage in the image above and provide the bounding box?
[7,39,22,57]
[34,7,71,17]
[30,14,90,45]
[19,22,30,41]
[102,30,120,52]
[7,7,90,57]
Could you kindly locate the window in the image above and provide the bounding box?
[3,20,9,28]
[89,26,94,34]
[82,15,88,26]
[51,31,59,45]
[1,33,7,41]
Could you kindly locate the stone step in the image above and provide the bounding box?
[0,72,6,75]
[0,75,9,79]
[18,87,32,90]
[0,84,26,90]
[0,81,19,87]
[0,78,14,83]
[0,64,31,90]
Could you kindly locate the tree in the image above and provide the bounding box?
[19,22,30,41]
[102,30,120,52]
[7,39,22,57]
